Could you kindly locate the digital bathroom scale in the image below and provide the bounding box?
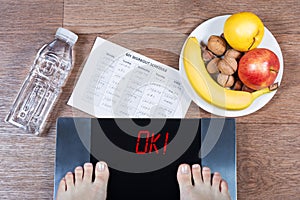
[54,118,236,200]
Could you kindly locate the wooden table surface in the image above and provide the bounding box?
[0,0,299,199]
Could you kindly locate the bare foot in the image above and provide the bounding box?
[56,161,109,200]
[177,164,231,200]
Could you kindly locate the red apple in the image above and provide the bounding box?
[238,48,280,90]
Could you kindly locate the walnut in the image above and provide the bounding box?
[232,79,243,90]
[217,73,235,88]
[207,35,227,56]
[217,55,237,75]
[206,57,220,74]
[225,49,242,60]
[200,42,216,63]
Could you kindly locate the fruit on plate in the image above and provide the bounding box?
[238,48,280,90]
[224,12,264,52]
[182,37,278,110]
[207,35,227,56]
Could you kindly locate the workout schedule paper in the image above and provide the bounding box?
[68,37,191,118]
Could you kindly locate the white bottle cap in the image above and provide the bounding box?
[55,27,78,45]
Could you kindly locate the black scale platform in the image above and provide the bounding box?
[54,118,236,200]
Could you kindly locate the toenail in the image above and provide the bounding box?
[66,172,73,176]
[98,162,106,171]
[84,163,92,167]
[203,167,210,171]
[181,165,189,174]
[192,164,200,169]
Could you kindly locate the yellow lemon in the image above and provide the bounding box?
[224,12,264,52]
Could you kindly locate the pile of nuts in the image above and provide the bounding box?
[201,35,255,92]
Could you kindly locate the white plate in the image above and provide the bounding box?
[179,15,284,117]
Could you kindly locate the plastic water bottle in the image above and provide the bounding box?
[5,28,78,135]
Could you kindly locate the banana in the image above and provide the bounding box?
[183,37,278,110]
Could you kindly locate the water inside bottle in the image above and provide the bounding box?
[5,38,74,135]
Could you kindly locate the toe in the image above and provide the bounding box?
[74,166,83,184]
[65,172,75,191]
[221,180,229,194]
[177,164,192,189]
[56,178,66,200]
[94,161,110,185]
[212,172,222,190]
[83,163,94,183]
[57,178,66,193]
[191,164,202,185]
[202,167,211,185]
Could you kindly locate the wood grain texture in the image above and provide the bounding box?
[64,0,300,34]
[237,123,300,200]
[0,0,299,199]
[0,0,63,199]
